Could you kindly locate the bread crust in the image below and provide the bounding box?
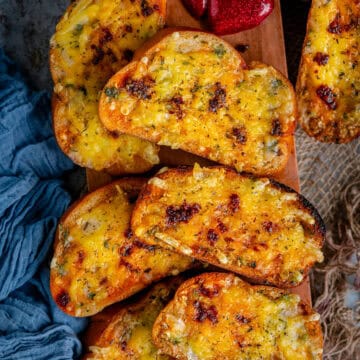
[296,0,360,143]
[50,178,194,317]
[99,29,297,176]
[50,0,166,173]
[82,278,180,359]
[131,165,324,288]
[153,272,323,360]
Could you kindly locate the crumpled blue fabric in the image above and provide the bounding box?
[0,50,88,358]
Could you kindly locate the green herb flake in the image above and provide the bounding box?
[57,263,67,277]
[87,292,96,300]
[59,224,70,245]
[213,44,226,58]
[73,23,83,36]
[169,337,181,345]
[104,87,120,98]
[271,79,283,89]
[191,83,202,93]
[266,139,279,153]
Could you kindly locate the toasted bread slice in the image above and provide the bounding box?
[50,178,194,317]
[296,0,360,143]
[50,0,165,174]
[131,165,324,288]
[153,273,323,360]
[82,278,181,360]
[99,30,296,176]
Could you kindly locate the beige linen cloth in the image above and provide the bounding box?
[296,129,360,359]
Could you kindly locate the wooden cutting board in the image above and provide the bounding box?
[87,0,311,304]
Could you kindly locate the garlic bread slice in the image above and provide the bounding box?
[50,0,165,173]
[99,30,296,176]
[132,165,324,288]
[50,178,194,317]
[82,278,180,359]
[296,0,360,143]
[153,273,323,360]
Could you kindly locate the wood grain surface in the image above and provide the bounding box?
[87,0,311,303]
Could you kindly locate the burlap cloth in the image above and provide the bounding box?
[0,0,359,358]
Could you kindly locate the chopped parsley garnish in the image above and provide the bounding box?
[87,292,96,300]
[104,87,120,98]
[214,44,226,58]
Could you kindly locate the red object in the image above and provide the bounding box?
[208,0,274,35]
[182,0,208,19]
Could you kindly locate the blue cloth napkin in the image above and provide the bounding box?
[0,50,87,359]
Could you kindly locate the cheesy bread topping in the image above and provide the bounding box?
[83,279,180,359]
[50,179,193,317]
[132,165,324,288]
[153,273,323,360]
[297,0,360,143]
[50,0,165,173]
[99,31,296,175]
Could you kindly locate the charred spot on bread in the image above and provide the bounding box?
[193,300,218,324]
[207,229,219,245]
[209,82,227,113]
[56,291,70,308]
[166,201,201,226]
[125,76,154,100]
[316,85,337,110]
[231,126,247,145]
[168,95,185,119]
[228,193,240,213]
[141,0,155,17]
[271,119,283,136]
[313,52,329,66]
[327,12,355,34]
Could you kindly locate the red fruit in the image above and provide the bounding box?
[209,0,274,35]
[182,0,208,19]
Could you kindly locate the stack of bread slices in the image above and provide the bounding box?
[50,0,325,359]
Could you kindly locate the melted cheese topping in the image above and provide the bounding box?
[50,181,193,317]
[50,0,164,172]
[100,31,296,175]
[154,273,323,360]
[132,165,324,287]
[297,0,360,142]
[85,281,176,360]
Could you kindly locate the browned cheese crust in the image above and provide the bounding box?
[50,0,166,173]
[99,30,297,176]
[153,272,324,360]
[296,0,360,143]
[50,178,194,317]
[131,165,325,288]
[82,278,181,359]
